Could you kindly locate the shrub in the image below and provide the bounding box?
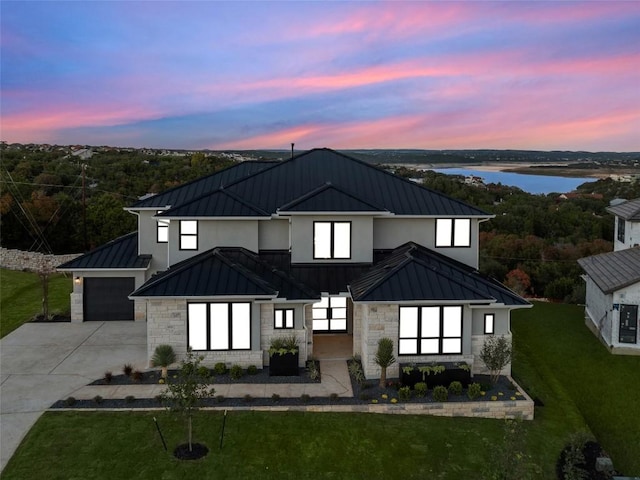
[433,385,448,402]
[300,394,311,403]
[448,381,463,396]
[150,344,176,379]
[307,359,320,380]
[123,364,133,376]
[359,392,371,401]
[398,386,411,402]
[93,395,103,404]
[154,395,163,404]
[230,364,244,380]
[213,362,228,375]
[64,396,76,407]
[329,393,340,402]
[269,334,299,356]
[414,382,428,397]
[247,365,258,375]
[216,395,225,403]
[197,365,210,377]
[132,370,143,382]
[347,359,365,386]
[124,395,135,404]
[480,335,512,384]
[467,382,482,400]
[244,394,253,403]
[271,393,281,402]
[374,337,396,389]
[103,371,113,383]
[556,432,592,480]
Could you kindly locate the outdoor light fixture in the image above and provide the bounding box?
[74,276,81,285]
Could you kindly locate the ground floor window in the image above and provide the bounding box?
[274,308,294,329]
[312,296,347,332]
[188,302,251,351]
[399,305,462,355]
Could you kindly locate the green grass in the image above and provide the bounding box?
[3,302,639,478]
[512,302,640,474]
[0,268,73,338]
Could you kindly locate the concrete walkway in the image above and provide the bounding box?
[0,322,353,473]
[0,321,147,472]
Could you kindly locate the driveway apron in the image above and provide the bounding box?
[0,321,147,472]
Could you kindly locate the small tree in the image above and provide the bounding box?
[374,337,396,388]
[151,344,176,379]
[479,335,512,385]
[161,349,215,452]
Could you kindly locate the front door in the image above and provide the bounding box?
[619,304,638,344]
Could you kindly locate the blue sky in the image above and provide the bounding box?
[2,1,639,151]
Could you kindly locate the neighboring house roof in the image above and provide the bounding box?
[57,232,151,270]
[129,161,278,209]
[578,247,640,293]
[137,149,490,217]
[606,198,640,221]
[130,247,319,300]
[350,242,530,306]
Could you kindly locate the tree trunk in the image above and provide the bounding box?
[379,366,387,389]
[41,273,49,320]
[161,366,168,379]
[188,415,192,451]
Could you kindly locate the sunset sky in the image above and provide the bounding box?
[2,1,639,151]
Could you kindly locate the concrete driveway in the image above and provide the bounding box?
[0,321,147,472]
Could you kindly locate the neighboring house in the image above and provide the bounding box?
[58,149,530,379]
[578,198,640,353]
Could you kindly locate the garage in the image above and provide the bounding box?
[84,277,135,321]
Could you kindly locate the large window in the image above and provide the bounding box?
[312,296,347,332]
[314,221,351,259]
[399,306,462,355]
[157,211,169,243]
[188,302,251,351]
[180,220,198,250]
[435,218,471,247]
[617,218,626,243]
[274,308,294,329]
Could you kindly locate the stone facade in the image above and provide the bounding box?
[0,247,80,272]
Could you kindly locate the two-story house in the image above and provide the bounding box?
[58,149,530,379]
[578,198,640,353]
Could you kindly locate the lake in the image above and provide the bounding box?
[432,168,597,195]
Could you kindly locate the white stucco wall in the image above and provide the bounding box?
[584,276,613,345]
[137,210,169,272]
[258,219,290,250]
[168,219,259,265]
[290,215,373,263]
[613,217,640,251]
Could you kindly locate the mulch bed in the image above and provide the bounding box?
[31,314,71,323]
[174,443,209,460]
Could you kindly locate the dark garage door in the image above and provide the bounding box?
[84,277,135,321]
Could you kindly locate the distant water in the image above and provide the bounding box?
[432,168,597,195]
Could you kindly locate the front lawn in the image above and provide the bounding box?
[0,268,72,338]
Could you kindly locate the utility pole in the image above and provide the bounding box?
[82,164,88,251]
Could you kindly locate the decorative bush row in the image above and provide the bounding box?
[400,362,472,388]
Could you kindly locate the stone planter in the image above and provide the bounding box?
[269,351,299,376]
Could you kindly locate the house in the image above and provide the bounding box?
[578,198,640,353]
[58,149,530,379]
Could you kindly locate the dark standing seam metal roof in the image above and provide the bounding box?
[578,247,640,293]
[131,248,319,300]
[149,149,490,217]
[129,161,278,209]
[158,189,270,217]
[57,232,151,270]
[606,198,640,221]
[278,183,388,213]
[349,242,530,305]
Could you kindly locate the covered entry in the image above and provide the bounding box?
[84,277,135,321]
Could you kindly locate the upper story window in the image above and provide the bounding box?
[617,218,626,243]
[188,302,251,351]
[436,218,471,248]
[274,308,294,329]
[314,221,351,259]
[399,305,462,355]
[157,211,169,243]
[180,220,198,250]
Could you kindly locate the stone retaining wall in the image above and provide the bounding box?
[0,247,81,272]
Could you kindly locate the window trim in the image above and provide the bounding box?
[274,308,294,330]
[435,218,471,248]
[484,313,495,334]
[187,302,251,351]
[179,220,198,250]
[156,211,169,243]
[313,221,351,260]
[398,305,463,355]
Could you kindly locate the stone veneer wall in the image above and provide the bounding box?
[146,299,262,368]
[471,334,512,376]
[0,247,80,271]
